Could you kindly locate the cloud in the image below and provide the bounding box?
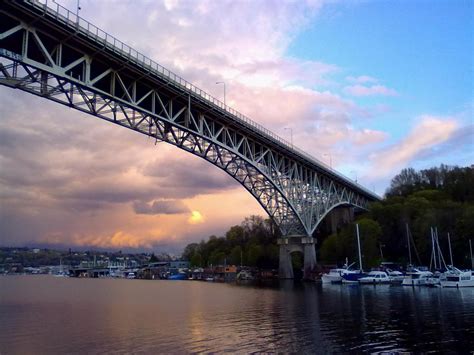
[43,231,163,249]
[346,75,378,84]
[133,200,190,215]
[351,128,389,146]
[369,115,459,178]
[344,84,398,97]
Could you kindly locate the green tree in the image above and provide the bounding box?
[247,244,262,267]
[357,218,382,268]
[149,253,159,263]
[190,252,202,267]
[229,245,243,266]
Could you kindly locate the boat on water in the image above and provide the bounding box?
[440,266,474,288]
[321,260,359,284]
[386,270,404,283]
[402,269,433,286]
[359,271,391,284]
[321,267,355,284]
[341,272,367,283]
[168,273,187,280]
[341,224,366,284]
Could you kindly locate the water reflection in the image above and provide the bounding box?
[0,276,473,353]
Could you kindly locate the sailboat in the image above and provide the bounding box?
[439,233,474,287]
[54,257,69,277]
[402,225,436,286]
[342,224,367,283]
[321,259,358,284]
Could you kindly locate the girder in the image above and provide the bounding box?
[0,0,380,237]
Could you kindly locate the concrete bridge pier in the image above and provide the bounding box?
[278,236,316,280]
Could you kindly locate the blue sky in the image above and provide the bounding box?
[291,0,472,106]
[289,0,473,136]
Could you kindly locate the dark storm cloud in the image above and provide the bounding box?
[133,200,189,215]
[143,156,237,193]
[0,88,238,213]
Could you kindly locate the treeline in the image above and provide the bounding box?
[182,216,281,269]
[321,165,474,268]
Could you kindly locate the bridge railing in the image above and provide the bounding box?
[22,0,379,199]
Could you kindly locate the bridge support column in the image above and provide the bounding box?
[303,237,316,280]
[278,236,316,280]
[278,238,294,279]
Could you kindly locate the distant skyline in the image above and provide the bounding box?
[0,0,472,252]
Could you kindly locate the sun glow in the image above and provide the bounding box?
[188,210,204,224]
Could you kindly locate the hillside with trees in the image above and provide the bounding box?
[321,165,474,268]
[182,216,281,269]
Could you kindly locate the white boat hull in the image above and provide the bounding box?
[359,279,391,284]
[440,280,474,287]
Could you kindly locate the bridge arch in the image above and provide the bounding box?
[310,201,351,235]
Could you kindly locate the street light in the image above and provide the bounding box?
[283,127,293,147]
[323,153,332,168]
[350,170,358,183]
[216,81,226,106]
[76,0,81,20]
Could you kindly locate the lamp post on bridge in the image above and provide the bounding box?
[351,170,358,183]
[76,0,81,20]
[216,81,226,106]
[283,127,293,148]
[323,153,332,169]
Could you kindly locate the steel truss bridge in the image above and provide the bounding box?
[0,0,380,278]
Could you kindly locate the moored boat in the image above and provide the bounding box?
[440,266,474,288]
[321,262,358,284]
[168,273,187,280]
[359,271,391,284]
[402,269,433,286]
[387,270,404,283]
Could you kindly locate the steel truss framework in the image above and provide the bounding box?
[0,1,379,237]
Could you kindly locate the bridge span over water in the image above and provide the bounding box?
[0,0,380,278]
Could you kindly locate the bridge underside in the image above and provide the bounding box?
[0,0,379,279]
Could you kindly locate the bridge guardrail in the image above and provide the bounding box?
[21,0,379,200]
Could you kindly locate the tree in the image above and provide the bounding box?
[182,243,199,261]
[209,251,226,266]
[387,167,421,196]
[229,246,243,266]
[149,253,159,263]
[247,244,262,267]
[190,252,202,267]
[357,218,382,268]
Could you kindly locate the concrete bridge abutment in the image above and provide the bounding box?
[278,236,316,280]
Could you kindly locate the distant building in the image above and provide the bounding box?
[169,261,190,269]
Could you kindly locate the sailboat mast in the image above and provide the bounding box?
[447,232,453,266]
[356,223,363,272]
[431,227,437,270]
[469,239,473,270]
[435,227,442,268]
[406,223,412,266]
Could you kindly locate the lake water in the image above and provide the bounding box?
[1,275,473,354]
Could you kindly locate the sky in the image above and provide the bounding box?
[0,0,472,253]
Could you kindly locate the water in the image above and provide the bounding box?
[1,276,473,354]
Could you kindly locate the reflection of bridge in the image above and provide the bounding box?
[0,0,380,278]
